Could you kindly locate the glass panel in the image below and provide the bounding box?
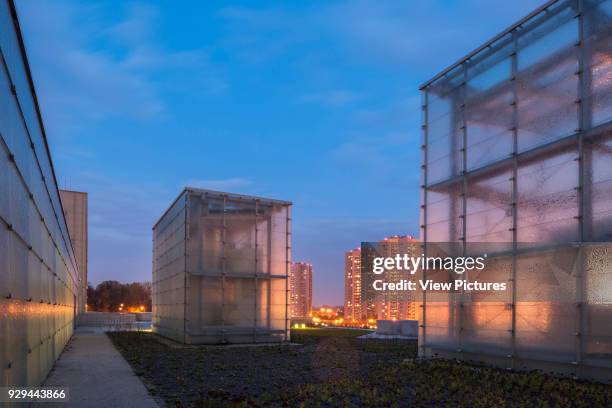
[256,279,270,329]
[188,276,222,329]
[223,278,255,327]
[584,0,612,127]
[423,300,460,349]
[426,72,465,184]
[199,197,224,275]
[426,185,463,242]
[517,15,579,151]
[515,248,578,362]
[224,200,257,275]
[256,204,271,274]
[466,168,513,243]
[588,133,612,240]
[270,206,288,276]
[517,149,579,243]
[583,243,612,364]
[461,254,513,355]
[270,278,287,330]
[466,47,513,170]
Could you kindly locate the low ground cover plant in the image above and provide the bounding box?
[109,329,611,407]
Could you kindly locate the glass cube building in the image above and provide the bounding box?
[0,0,81,387]
[420,0,612,382]
[152,188,291,344]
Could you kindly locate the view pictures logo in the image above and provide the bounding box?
[372,254,488,275]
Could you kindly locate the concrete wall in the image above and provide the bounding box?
[0,0,79,387]
[59,190,87,313]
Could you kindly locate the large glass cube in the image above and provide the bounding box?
[152,188,291,344]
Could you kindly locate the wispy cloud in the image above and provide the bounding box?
[329,95,421,187]
[218,6,306,63]
[324,0,543,71]
[74,173,168,241]
[218,0,543,72]
[353,96,421,127]
[299,89,362,107]
[220,6,292,31]
[105,3,158,47]
[332,132,412,175]
[18,1,160,122]
[16,0,224,138]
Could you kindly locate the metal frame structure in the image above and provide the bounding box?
[152,188,291,344]
[420,0,612,382]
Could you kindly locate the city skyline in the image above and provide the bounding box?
[15,0,543,304]
[344,235,419,323]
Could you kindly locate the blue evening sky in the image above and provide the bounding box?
[16,0,542,305]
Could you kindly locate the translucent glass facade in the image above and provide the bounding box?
[0,0,80,387]
[152,188,291,344]
[420,0,612,382]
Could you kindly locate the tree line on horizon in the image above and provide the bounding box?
[87,280,152,312]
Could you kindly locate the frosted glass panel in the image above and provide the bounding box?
[1,1,80,387]
[426,71,465,185]
[517,16,579,151]
[588,133,612,241]
[426,186,463,242]
[420,0,612,381]
[466,52,513,170]
[466,169,512,243]
[517,150,578,243]
[515,249,578,361]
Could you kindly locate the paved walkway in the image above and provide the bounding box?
[35,328,159,408]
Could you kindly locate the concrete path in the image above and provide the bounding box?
[34,328,159,408]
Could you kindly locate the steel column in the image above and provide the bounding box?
[221,195,227,343]
[420,89,429,355]
[459,63,468,355]
[254,200,259,342]
[510,29,519,370]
